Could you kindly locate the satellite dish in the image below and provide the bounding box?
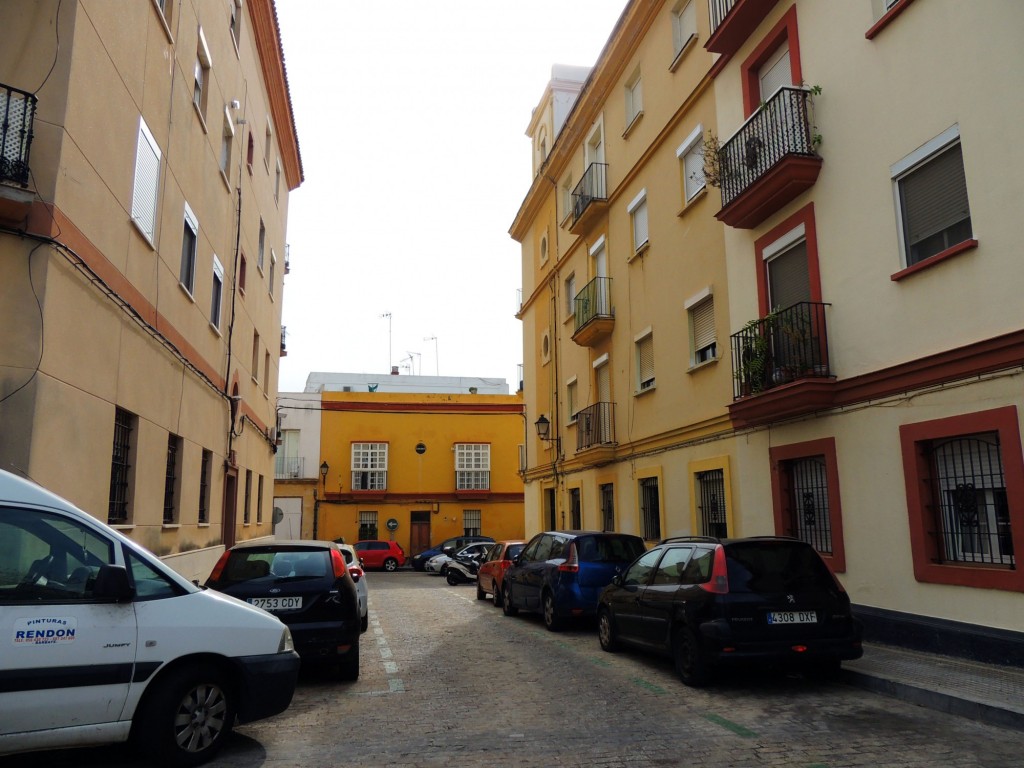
[272,507,284,525]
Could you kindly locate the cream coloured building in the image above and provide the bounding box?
[0,0,301,581]
[511,2,739,548]
[516,0,1024,664]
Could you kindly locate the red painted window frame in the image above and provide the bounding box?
[770,437,846,573]
[899,406,1024,592]
[741,5,802,117]
[754,202,821,317]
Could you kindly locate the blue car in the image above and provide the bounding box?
[502,531,647,631]
[410,535,494,571]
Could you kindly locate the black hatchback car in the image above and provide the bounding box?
[597,536,862,686]
[503,531,647,631]
[206,540,361,680]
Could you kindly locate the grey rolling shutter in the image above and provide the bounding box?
[902,143,970,246]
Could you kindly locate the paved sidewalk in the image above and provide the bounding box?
[842,642,1024,732]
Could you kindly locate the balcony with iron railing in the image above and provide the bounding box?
[1,84,36,189]
[728,301,836,427]
[713,87,822,229]
[572,276,614,347]
[575,401,616,466]
[569,162,608,233]
[275,455,304,479]
[280,326,287,357]
[706,0,781,56]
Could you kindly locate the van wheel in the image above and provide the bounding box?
[673,627,711,687]
[542,591,563,632]
[134,663,235,768]
[383,558,398,572]
[337,638,360,681]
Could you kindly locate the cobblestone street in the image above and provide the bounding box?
[6,571,1023,767]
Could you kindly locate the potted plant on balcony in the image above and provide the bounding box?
[735,312,777,396]
[698,131,733,189]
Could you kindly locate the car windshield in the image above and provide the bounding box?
[506,543,524,559]
[575,535,646,563]
[725,541,836,594]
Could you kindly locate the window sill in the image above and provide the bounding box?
[687,356,719,374]
[111,524,134,531]
[627,241,649,265]
[130,217,157,249]
[209,322,222,337]
[866,0,918,39]
[622,111,644,139]
[197,523,210,528]
[891,239,978,282]
[193,103,209,134]
[220,169,231,191]
[179,282,196,302]
[162,523,180,530]
[676,186,708,218]
[668,33,698,73]
[635,383,657,397]
[153,0,174,44]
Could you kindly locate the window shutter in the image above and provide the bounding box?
[767,241,810,310]
[684,145,705,199]
[692,297,715,352]
[597,364,611,402]
[131,122,161,241]
[902,143,970,245]
[638,335,655,388]
[758,44,792,101]
[632,199,649,250]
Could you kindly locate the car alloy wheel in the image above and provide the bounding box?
[597,608,619,652]
[502,584,519,616]
[383,558,398,572]
[673,627,711,687]
[542,591,562,632]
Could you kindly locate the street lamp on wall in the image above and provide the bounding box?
[320,461,329,488]
[534,415,560,454]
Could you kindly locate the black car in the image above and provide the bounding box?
[503,531,647,631]
[206,540,361,680]
[410,535,495,571]
[597,536,862,686]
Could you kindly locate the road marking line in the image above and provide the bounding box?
[704,713,757,738]
[631,677,668,694]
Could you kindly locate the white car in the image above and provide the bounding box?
[0,469,300,766]
[336,542,369,632]
[425,541,492,576]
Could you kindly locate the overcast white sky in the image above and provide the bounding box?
[274,1,626,392]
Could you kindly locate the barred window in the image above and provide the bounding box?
[243,469,252,525]
[352,443,388,490]
[464,509,482,537]
[455,443,490,490]
[600,483,615,532]
[359,511,378,541]
[257,474,264,525]
[108,407,135,524]
[639,477,661,540]
[782,456,832,555]
[696,469,728,538]
[163,434,182,524]
[198,448,211,524]
[569,488,581,529]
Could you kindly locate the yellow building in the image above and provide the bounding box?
[0,0,300,581]
[278,375,525,557]
[511,2,738,544]
[704,0,1024,661]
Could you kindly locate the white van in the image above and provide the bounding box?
[0,469,301,767]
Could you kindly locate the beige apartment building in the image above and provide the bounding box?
[511,3,738,547]
[0,0,301,581]
[515,0,1024,664]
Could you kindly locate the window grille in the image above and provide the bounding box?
[600,483,615,531]
[569,488,581,529]
[785,456,832,554]
[163,434,180,524]
[545,488,557,530]
[243,470,252,525]
[464,509,482,536]
[257,474,264,524]
[639,477,661,540]
[930,432,1013,566]
[359,511,378,541]
[198,448,211,524]
[108,407,134,524]
[696,469,727,538]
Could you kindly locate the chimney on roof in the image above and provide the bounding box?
[391,366,399,375]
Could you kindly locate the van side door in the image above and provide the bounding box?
[0,505,137,737]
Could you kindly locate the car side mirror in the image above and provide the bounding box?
[611,574,623,587]
[93,564,133,602]
[442,546,454,557]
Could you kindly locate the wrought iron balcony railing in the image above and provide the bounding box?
[709,0,739,33]
[275,455,304,479]
[576,402,615,451]
[716,87,818,209]
[571,162,608,226]
[573,276,612,332]
[731,301,831,399]
[1,84,37,187]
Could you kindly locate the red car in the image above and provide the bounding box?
[476,540,526,606]
[354,540,406,571]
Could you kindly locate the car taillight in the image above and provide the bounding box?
[348,565,364,582]
[557,543,580,573]
[330,548,347,579]
[208,551,231,583]
[699,546,729,594]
